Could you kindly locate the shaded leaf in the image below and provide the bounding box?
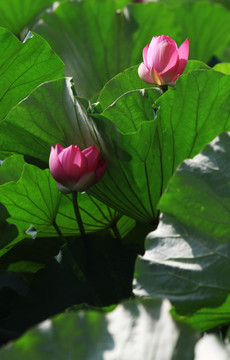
[7,261,45,273]
[0,298,197,360]
[0,78,99,161]
[0,236,59,272]
[0,204,19,255]
[0,258,92,346]
[172,294,230,332]
[134,133,230,324]
[0,270,28,295]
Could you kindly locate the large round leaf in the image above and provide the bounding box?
[0,78,99,161]
[0,0,66,36]
[89,67,230,222]
[134,132,230,327]
[32,0,178,99]
[171,0,230,63]
[0,28,64,122]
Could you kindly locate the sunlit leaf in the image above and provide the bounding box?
[90,68,230,222]
[172,1,230,63]
[134,133,230,323]
[214,63,230,75]
[0,155,25,185]
[195,334,230,360]
[0,0,65,36]
[0,28,64,122]
[0,298,197,360]
[97,60,210,112]
[0,158,134,254]
[33,0,178,99]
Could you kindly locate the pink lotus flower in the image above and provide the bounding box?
[49,144,106,193]
[138,35,189,86]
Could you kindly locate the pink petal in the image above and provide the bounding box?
[147,35,178,69]
[146,36,160,68]
[142,44,149,66]
[59,145,88,180]
[176,38,189,76]
[151,40,179,75]
[157,35,178,49]
[138,62,155,84]
[59,145,79,167]
[55,143,65,155]
[82,146,99,171]
[49,144,68,184]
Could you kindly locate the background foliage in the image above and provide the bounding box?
[1,0,230,358]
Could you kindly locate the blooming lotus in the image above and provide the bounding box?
[49,144,106,193]
[138,35,189,86]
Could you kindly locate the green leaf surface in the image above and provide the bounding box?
[0,73,161,222]
[0,236,59,272]
[0,298,197,360]
[152,69,230,195]
[0,78,100,161]
[214,63,230,75]
[96,65,157,111]
[172,1,230,63]
[2,65,230,225]
[54,191,135,238]
[89,68,230,222]
[184,60,211,73]
[0,155,25,185]
[0,163,61,241]
[134,132,230,326]
[0,158,135,255]
[0,73,160,222]
[90,117,161,222]
[99,87,160,134]
[0,28,64,122]
[7,261,45,273]
[97,61,210,113]
[172,294,230,332]
[0,204,19,257]
[32,0,178,99]
[0,0,65,36]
